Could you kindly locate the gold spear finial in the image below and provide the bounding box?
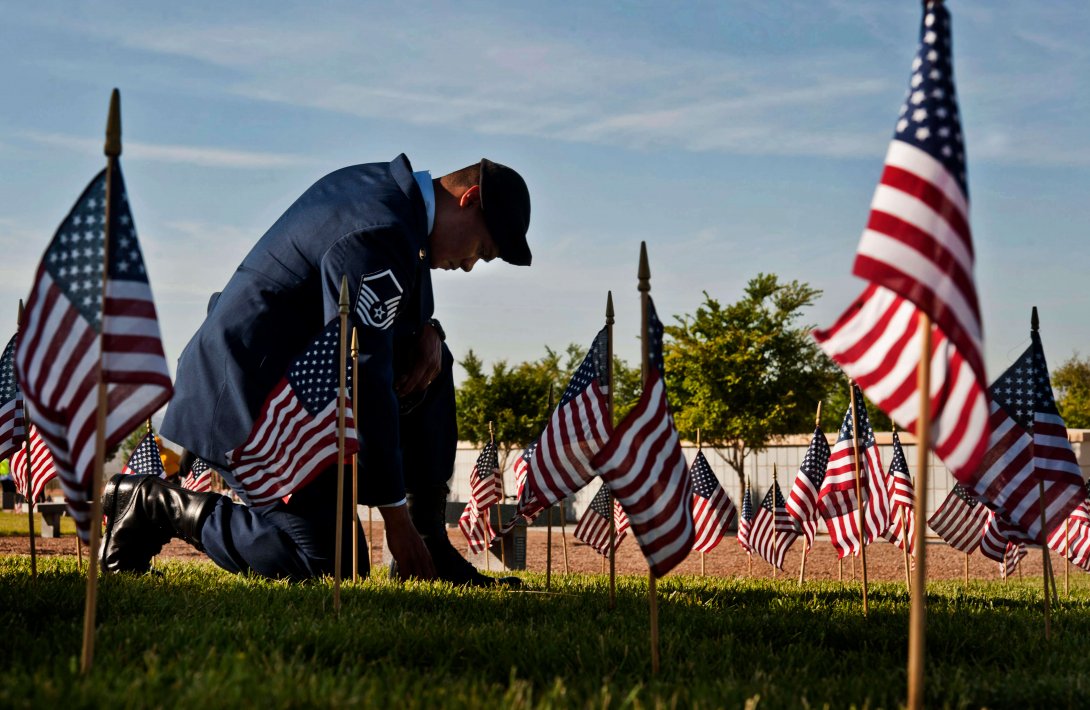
[606,290,614,325]
[351,327,358,357]
[815,401,822,428]
[1031,306,1039,333]
[638,242,650,293]
[339,275,350,314]
[105,89,121,158]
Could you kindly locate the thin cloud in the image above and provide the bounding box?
[21,131,317,169]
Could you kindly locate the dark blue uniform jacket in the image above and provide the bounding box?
[161,155,432,506]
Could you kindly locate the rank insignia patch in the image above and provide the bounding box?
[355,269,403,330]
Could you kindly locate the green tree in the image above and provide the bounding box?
[456,344,640,473]
[664,273,841,487]
[1054,353,1090,429]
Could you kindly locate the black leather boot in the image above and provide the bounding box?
[394,484,521,588]
[100,474,221,573]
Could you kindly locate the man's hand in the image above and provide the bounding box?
[380,504,437,581]
[394,322,443,396]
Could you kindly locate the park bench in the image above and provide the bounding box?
[37,501,67,538]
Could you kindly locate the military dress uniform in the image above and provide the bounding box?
[158,154,458,579]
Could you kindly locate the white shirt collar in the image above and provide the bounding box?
[412,170,435,236]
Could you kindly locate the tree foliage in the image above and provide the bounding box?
[664,274,841,486]
[1054,353,1090,429]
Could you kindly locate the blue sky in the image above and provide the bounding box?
[1,1,1087,384]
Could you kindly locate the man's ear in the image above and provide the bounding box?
[458,184,481,208]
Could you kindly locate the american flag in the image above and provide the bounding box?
[883,430,916,555]
[975,327,1084,542]
[182,457,214,493]
[505,440,547,529]
[690,450,737,553]
[748,480,799,570]
[15,167,172,540]
[0,334,26,462]
[458,440,502,554]
[121,432,166,477]
[11,425,57,507]
[927,483,988,553]
[785,426,831,547]
[225,318,357,506]
[980,510,1027,578]
[592,298,694,578]
[527,328,611,507]
[573,481,629,557]
[737,478,754,553]
[813,2,990,495]
[818,386,889,558]
[1047,480,1090,571]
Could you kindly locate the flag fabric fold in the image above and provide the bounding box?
[458,441,502,554]
[690,450,737,553]
[224,318,357,506]
[527,328,612,507]
[573,481,629,557]
[813,1,989,496]
[15,166,173,540]
[0,334,26,463]
[11,425,57,507]
[592,298,694,578]
[927,483,989,554]
[785,426,831,548]
[121,432,166,477]
[975,328,1084,542]
[182,458,215,493]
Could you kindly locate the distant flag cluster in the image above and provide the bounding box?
[15,166,172,540]
[0,335,26,463]
[458,440,502,554]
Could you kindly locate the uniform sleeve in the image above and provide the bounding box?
[320,225,415,506]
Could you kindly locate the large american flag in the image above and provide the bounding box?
[527,328,611,507]
[748,480,799,570]
[225,318,357,506]
[883,430,916,555]
[11,425,57,506]
[785,426,831,547]
[818,387,889,558]
[0,334,26,462]
[15,167,172,540]
[182,458,214,493]
[927,483,988,553]
[813,2,989,492]
[573,481,629,557]
[592,298,694,578]
[737,478,754,553]
[690,450,737,553]
[975,328,1084,542]
[458,440,502,554]
[121,432,165,477]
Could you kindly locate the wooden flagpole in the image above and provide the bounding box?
[76,534,83,570]
[772,463,779,579]
[560,502,570,574]
[16,300,37,579]
[333,276,350,614]
[351,328,359,582]
[848,380,868,614]
[1065,519,1070,598]
[81,88,121,673]
[1038,479,1051,640]
[606,291,617,608]
[638,242,659,674]
[697,428,705,577]
[545,383,555,590]
[906,312,932,709]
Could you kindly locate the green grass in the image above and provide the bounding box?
[2,557,1089,709]
[0,509,76,536]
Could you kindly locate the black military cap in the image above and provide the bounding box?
[479,158,532,266]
